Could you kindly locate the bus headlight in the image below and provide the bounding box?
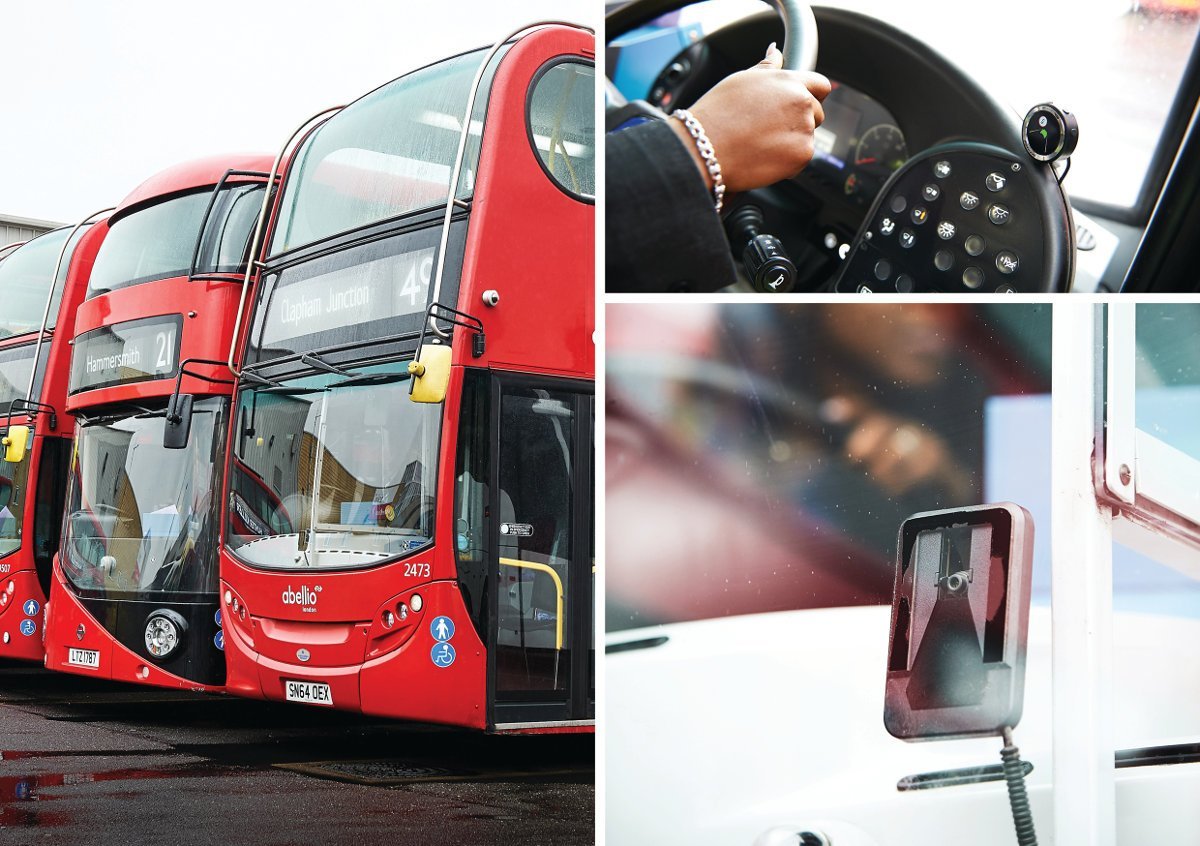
[144,610,187,659]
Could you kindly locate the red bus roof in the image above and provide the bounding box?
[115,153,276,214]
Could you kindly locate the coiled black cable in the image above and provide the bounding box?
[1001,727,1038,846]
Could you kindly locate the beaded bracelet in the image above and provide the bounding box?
[671,109,726,214]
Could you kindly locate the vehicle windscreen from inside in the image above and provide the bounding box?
[227,361,440,570]
[61,397,226,598]
[609,0,1200,211]
[0,226,89,338]
[88,182,267,297]
[0,447,30,559]
[269,46,507,255]
[606,303,1052,632]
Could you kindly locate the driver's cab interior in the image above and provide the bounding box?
[606,0,1200,293]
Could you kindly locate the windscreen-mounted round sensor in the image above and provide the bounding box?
[1022,103,1078,163]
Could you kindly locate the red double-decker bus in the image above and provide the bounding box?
[45,155,273,689]
[219,23,595,731]
[0,220,105,660]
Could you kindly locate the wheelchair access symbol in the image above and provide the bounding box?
[20,619,36,637]
[431,642,456,668]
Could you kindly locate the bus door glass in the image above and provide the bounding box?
[492,379,594,719]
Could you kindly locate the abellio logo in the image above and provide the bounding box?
[282,585,322,607]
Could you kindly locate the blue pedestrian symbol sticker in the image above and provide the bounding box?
[214,609,222,627]
[19,618,36,637]
[430,616,455,643]
[431,642,456,668]
[22,599,39,617]
[213,630,225,651]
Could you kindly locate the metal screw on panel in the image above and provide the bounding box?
[482,290,500,307]
[1119,464,1132,486]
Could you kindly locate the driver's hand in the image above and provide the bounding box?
[669,43,831,194]
[822,395,974,502]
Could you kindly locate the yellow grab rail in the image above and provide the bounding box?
[498,557,564,650]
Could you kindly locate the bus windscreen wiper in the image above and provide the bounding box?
[300,352,356,378]
[241,370,282,388]
[330,372,411,389]
[260,386,325,396]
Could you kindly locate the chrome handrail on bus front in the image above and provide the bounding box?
[23,207,114,406]
[429,19,594,336]
[226,105,345,378]
[0,240,28,261]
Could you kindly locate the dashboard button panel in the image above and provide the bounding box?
[834,146,1047,293]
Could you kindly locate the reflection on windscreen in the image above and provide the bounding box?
[227,362,440,569]
[270,47,503,254]
[89,184,265,296]
[0,454,29,558]
[0,227,85,338]
[606,303,1052,631]
[62,398,225,597]
[0,344,39,416]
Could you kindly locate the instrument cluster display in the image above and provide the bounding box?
[805,82,909,206]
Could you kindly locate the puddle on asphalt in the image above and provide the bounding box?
[0,763,241,828]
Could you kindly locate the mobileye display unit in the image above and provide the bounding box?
[45,155,275,690]
[221,22,595,731]
[0,218,107,660]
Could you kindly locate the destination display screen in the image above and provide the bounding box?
[69,315,183,393]
[254,243,436,359]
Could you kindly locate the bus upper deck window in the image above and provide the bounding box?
[527,62,595,200]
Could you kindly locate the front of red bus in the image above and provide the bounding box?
[220,24,595,730]
[46,156,273,690]
[0,224,100,660]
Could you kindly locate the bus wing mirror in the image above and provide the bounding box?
[884,502,1034,740]
[163,394,195,449]
[408,345,452,404]
[2,425,30,463]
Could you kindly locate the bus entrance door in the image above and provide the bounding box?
[489,377,593,731]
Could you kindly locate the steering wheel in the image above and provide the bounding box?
[606,0,818,119]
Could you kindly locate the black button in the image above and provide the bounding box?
[879,216,896,236]
[988,205,1011,225]
[996,284,1017,293]
[922,184,941,201]
[895,274,915,293]
[964,234,986,256]
[985,172,1008,192]
[874,259,892,281]
[911,206,929,225]
[934,160,951,178]
[936,221,956,240]
[995,251,1020,274]
[962,266,984,289]
[934,250,954,271]
[890,195,907,214]
[899,229,916,249]
[960,191,980,210]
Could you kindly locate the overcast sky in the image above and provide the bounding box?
[1,0,596,224]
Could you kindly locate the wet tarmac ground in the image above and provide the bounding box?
[0,661,594,845]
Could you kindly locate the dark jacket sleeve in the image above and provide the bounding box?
[605,120,737,293]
